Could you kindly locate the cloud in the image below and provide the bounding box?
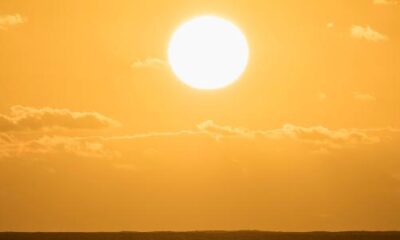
[373,0,398,5]
[1,120,398,159]
[131,58,167,69]
[0,133,18,158]
[317,92,327,101]
[0,131,202,159]
[353,92,376,102]
[0,134,117,159]
[0,14,26,30]
[0,106,119,132]
[197,121,388,149]
[350,25,388,42]
[29,136,116,158]
[278,124,380,148]
[197,120,253,139]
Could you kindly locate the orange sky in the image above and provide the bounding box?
[0,0,400,232]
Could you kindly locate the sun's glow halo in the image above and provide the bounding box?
[168,16,249,90]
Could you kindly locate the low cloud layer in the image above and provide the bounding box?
[198,120,383,149]
[0,106,119,132]
[197,120,254,139]
[350,25,388,42]
[1,119,398,159]
[131,58,167,69]
[353,92,376,102]
[0,14,25,30]
[0,134,116,159]
[278,124,380,148]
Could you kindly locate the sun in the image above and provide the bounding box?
[168,16,249,90]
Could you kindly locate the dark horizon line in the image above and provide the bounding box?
[1,230,400,233]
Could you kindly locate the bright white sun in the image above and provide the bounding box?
[168,16,249,90]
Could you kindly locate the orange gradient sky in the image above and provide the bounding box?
[0,0,400,232]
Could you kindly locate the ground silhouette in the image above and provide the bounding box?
[1,231,400,240]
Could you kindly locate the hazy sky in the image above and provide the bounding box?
[0,0,400,232]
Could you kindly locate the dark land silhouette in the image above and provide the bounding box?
[1,231,400,240]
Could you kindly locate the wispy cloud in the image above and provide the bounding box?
[0,134,117,159]
[1,120,398,159]
[197,120,254,139]
[373,0,398,5]
[31,135,116,158]
[197,121,382,148]
[0,14,26,30]
[353,92,376,102]
[277,124,380,149]
[0,106,119,132]
[350,25,388,42]
[317,92,327,101]
[131,58,167,69]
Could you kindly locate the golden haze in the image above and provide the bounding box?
[0,0,400,232]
